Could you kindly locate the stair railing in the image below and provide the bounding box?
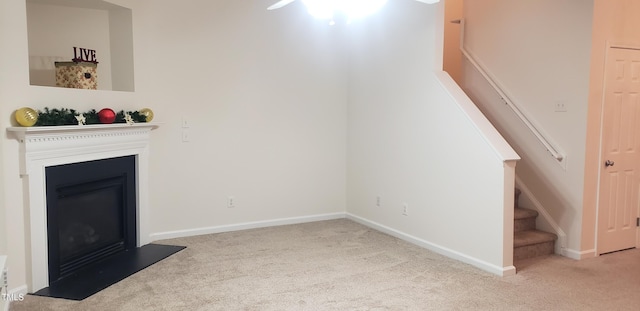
[454,19,565,165]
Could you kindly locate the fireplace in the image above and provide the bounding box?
[45,156,137,284]
[9,124,184,300]
[7,124,158,292]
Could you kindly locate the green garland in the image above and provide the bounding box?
[35,107,147,126]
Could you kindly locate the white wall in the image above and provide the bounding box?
[1,0,36,297]
[132,0,348,236]
[26,3,113,90]
[2,0,347,292]
[462,0,593,254]
[0,0,10,304]
[346,1,517,275]
[0,2,9,272]
[443,0,463,83]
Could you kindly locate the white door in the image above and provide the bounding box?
[597,47,640,255]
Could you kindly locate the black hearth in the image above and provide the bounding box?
[45,156,137,284]
[34,155,185,300]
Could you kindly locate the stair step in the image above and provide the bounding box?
[512,189,556,262]
[514,230,557,247]
[514,207,538,219]
[514,230,557,260]
[514,240,555,261]
[514,208,538,232]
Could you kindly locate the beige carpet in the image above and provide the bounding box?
[10,219,640,310]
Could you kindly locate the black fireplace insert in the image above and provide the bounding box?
[45,156,137,284]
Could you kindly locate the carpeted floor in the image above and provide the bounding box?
[10,219,640,310]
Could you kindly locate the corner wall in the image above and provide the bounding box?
[346,1,517,275]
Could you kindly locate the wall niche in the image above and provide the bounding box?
[26,0,134,92]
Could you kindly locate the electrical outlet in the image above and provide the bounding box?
[554,101,567,112]
[227,196,235,208]
[402,203,408,216]
[376,196,381,207]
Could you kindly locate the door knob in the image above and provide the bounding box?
[605,160,615,167]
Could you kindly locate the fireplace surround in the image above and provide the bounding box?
[7,123,157,292]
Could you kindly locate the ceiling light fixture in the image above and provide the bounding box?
[302,0,388,23]
[268,0,440,25]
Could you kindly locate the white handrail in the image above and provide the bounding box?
[458,19,564,162]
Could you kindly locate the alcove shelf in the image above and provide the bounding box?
[26,0,135,92]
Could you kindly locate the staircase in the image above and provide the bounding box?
[513,189,557,262]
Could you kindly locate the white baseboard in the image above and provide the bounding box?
[149,212,347,241]
[346,213,516,277]
[564,248,596,260]
[151,212,515,276]
[9,285,28,296]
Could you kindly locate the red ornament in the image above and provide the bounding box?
[98,108,116,124]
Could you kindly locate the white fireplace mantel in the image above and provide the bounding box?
[7,123,158,292]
